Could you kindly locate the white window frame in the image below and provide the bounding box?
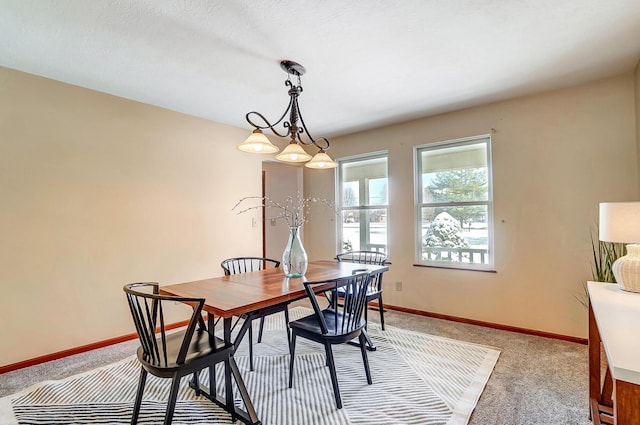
[414,135,494,271]
[335,151,389,255]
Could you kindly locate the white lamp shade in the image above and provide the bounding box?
[599,202,640,243]
[305,151,337,169]
[237,130,280,154]
[275,143,312,163]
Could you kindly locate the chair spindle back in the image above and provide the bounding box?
[124,282,204,367]
[336,251,387,265]
[337,251,387,293]
[304,272,372,335]
[221,257,280,276]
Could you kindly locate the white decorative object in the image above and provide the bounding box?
[599,202,640,292]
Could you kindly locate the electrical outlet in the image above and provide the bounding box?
[395,281,402,291]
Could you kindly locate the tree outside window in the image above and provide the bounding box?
[428,168,488,229]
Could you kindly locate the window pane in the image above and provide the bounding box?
[338,152,389,256]
[419,205,489,265]
[341,209,360,251]
[342,209,360,224]
[368,178,388,206]
[421,142,488,203]
[340,208,387,253]
[342,156,387,182]
[341,181,359,207]
[366,209,387,253]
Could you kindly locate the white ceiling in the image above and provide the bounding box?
[2,0,640,138]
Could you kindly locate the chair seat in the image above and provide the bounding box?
[137,328,231,374]
[290,309,366,339]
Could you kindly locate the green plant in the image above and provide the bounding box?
[576,228,626,309]
[575,229,627,308]
[590,231,626,283]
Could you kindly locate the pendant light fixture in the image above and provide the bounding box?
[237,60,337,169]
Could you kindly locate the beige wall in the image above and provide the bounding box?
[0,67,264,366]
[263,161,303,260]
[2,66,637,366]
[636,60,640,192]
[305,74,638,339]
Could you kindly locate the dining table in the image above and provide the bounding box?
[159,259,389,425]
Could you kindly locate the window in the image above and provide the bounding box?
[337,152,388,254]
[414,136,493,270]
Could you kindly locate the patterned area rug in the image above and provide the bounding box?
[0,307,500,425]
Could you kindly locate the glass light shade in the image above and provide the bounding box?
[275,142,312,163]
[305,151,338,169]
[237,130,280,154]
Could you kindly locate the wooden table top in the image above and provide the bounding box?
[160,260,388,318]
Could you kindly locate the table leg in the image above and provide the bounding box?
[231,315,253,355]
[209,314,218,392]
[223,316,261,425]
[223,316,232,345]
[229,355,259,423]
[588,302,601,420]
[188,316,260,424]
[589,302,616,425]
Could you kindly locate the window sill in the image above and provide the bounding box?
[412,263,497,273]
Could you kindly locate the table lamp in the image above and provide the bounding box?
[599,202,640,292]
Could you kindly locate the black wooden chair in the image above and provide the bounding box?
[123,282,238,425]
[220,256,289,371]
[288,271,373,409]
[336,250,388,330]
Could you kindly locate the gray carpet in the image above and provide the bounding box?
[0,305,589,424]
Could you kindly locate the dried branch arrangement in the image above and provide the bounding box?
[233,194,337,228]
